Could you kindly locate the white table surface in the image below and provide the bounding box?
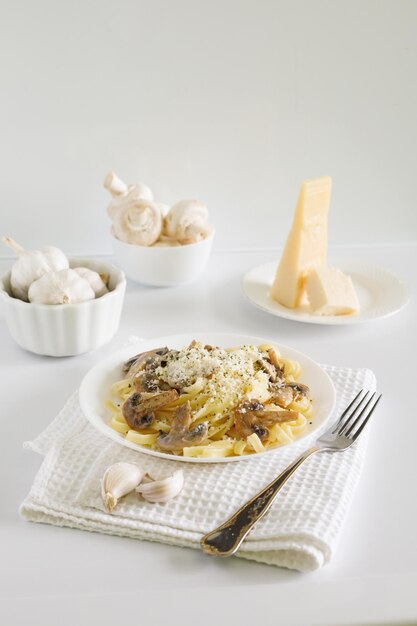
[0,244,416,626]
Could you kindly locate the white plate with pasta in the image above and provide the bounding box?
[79,333,336,463]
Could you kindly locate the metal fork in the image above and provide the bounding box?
[200,389,382,557]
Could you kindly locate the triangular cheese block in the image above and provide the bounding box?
[270,176,332,308]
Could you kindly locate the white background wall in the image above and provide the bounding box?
[0,0,416,256]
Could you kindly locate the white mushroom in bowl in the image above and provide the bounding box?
[164,199,212,244]
[111,198,163,246]
[104,171,163,246]
[104,171,154,220]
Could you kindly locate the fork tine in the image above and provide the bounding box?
[343,392,376,436]
[350,394,382,441]
[331,389,365,434]
[334,390,370,435]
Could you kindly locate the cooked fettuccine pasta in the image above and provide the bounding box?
[107,341,313,458]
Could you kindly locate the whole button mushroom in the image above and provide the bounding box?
[104,171,154,220]
[164,199,211,244]
[112,198,163,246]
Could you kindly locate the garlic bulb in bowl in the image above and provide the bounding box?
[0,258,126,356]
[2,236,68,301]
[28,269,95,304]
[73,267,109,298]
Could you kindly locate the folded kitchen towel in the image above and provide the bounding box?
[20,365,376,572]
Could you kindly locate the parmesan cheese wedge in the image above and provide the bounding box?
[304,266,359,315]
[270,176,332,308]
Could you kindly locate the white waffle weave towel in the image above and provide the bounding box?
[20,365,376,572]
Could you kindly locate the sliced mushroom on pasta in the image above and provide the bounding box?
[107,342,313,458]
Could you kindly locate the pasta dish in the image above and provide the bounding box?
[107,341,313,458]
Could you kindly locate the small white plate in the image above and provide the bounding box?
[79,332,336,463]
[242,261,409,325]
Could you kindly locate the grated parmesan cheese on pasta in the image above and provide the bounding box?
[155,342,270,410]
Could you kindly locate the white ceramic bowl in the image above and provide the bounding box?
[0,258,126,357]
[112,230,214,286]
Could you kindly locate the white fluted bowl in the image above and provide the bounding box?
[0,258,126,357]
[112,230,214,287]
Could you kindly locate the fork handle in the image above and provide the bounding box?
[200,447,320,557]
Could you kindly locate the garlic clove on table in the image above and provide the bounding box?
[73,267,109,298]
[136,470,184,503]
[28,269,95,304]
[2,236,69,301]
[101,462,146,512]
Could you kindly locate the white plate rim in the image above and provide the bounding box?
[242,261,409,325]
[78,332,336,464]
